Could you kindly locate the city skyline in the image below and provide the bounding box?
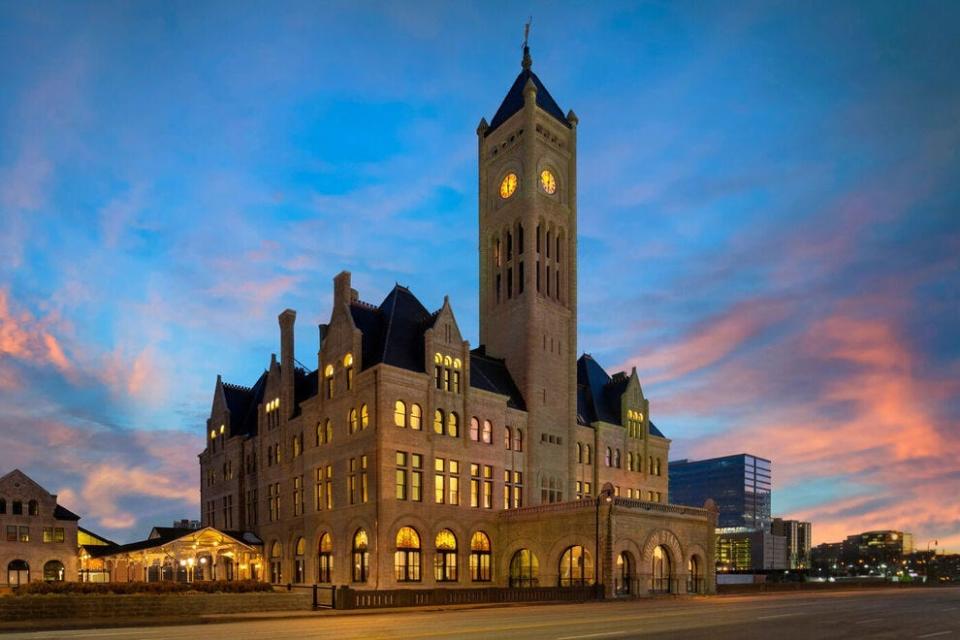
[0,2,957,551]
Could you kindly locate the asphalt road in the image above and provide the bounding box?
[6,587,959,639]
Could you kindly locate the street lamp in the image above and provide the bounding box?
[595,488,614,594]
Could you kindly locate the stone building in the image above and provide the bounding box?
[0,469,80,585]
[199,45,716,596]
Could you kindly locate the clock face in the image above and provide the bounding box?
[499,173,518,199]
[540,169,557,194]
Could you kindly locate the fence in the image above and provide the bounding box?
[283,583,336,609]
[333,584,602,610]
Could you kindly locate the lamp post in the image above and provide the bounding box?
[595,488,613,596]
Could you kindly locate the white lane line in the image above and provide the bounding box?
[556,633,627,640]
[756,613,802,620]
[917,632,953,639]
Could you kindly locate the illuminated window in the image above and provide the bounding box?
[539,169,557,195]
[505,426,513,449]
[509,549,539,588]
[447,412,459,438]
[293,434,302,457]
[349,408,359,434]
[394,401,407,427]
[324,365,334,399]
[360,404,369,429]
[325,419,333,444]
[394,527,421,582]
[352,529,369,582]
[605,448,612,467]
[434,529,458,582]
[294,536,306,583]
[210,429,216,440]
[270,541,282,584]
[219,424,225,435]
[559,546,594,587]
[470,417,480,441]
[317,533,333,583]
[434,409,444,435]
[481,420,492,444]
[410,403,422,430]
[514,429,523,452]
[470,532,492,582]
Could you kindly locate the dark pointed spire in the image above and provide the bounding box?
[522,18,532,70]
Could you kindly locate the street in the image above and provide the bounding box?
[5,587,959,639]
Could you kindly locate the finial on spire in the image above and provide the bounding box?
[522,17,532,70]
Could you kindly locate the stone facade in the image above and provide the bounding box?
[199,47,716,595]
[0,470,79,585]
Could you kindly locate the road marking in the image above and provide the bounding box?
[856,619,883,624]
[917,632,953,639]
[556,633,627,640]
[756,613,801,620]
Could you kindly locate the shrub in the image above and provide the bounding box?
[17,580,275,596]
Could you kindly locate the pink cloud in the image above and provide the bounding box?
[0,288,73,376]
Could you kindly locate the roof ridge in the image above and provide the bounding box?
[379,288,402,364]
[351,299,379,311]
[222,382,253,392]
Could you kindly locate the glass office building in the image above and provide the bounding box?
[669,454,772,529]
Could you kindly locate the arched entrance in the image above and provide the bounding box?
[558,545,593,586]
[7,560,29,586]
[42,559,65,582]
[652,545,672,593]
[615,552,635,595]
[509,549,539,587]
[687,555,704,593]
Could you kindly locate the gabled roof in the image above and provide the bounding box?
[221,370,268,438]
[349,285,436,373]
[54,504,80,521]
[470,347,526,411]
[90,527,261,559]
[486,65,571,137]
[576,354,665,438]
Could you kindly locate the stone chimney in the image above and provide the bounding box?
[334,271,358,308]
[279,309,296,419]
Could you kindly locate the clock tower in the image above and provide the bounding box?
[477,44,579,503]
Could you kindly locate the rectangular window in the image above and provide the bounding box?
[361,455,369,503]
[5,526,15,542]
[396,468,407,500]
[453,370,461,393]
[483,465,493,509]
[435,457,445,504]
[536,261,541,291]
[412,454,423,502]
[448,460,460,505]
[496,273,501,303]
[325,465,333,510]
[43,527,53,543]
[294,476,304,516]
[470,464,480,508]
[518,261,524,294]
[507,267,513,299]
[54,527,64,543]
[19,526,29,543]
[349,458,357,505]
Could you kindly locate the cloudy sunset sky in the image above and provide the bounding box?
[1,1,958,548]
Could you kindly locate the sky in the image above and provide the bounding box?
[0,1,958,549]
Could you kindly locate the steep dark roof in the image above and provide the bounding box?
[349,285,436,373]
[292,367,318,416]
[54,504,80,521]
[222,371,268,438]
[469,347,526,411]
[576,354,667,438]
[486,67,571,137]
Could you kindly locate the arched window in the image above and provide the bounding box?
[293,434,302,457]
[270,541,282,584]
[433,409,445,435]
[509,549,539,588]
[410,403,423,430]
[514,428,523,452]
[585,444,592,465]
[352,529,369,582]
[43,560,64,582]
[558,546,594,586]
[652,545,672,593]
[628,452,634,471]
[316,422,324,446]
[605,448,612,467]
[614,449,621,468]
[470,417,480,441]
[324,364,334,398]
[360,404,369,429]
[317,533,333,583]
[324,419,333,444]
[446,412,459,437]
[481,420,492,444]
[434,529,458,582]
[343,352,354,390]
[349,408,359,433]
[687,556,703,593]
[470,531,492,582]
[294,537,306,583]
[616,552,633,595]
[0,498,5,514]
[7,560,29,586]
[394,526,421,582]
[394,401,407,427]
[27,500,38,516]
[577,443,583,463]
[505,426,513,449]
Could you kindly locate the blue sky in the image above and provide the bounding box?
[1,1,958,548]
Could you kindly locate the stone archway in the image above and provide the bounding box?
[685,543,709,594]
[639,529,684,594]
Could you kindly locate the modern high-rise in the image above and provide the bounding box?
[669,454,772,529]
[771,518,812,569]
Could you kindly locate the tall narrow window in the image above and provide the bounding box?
[349,408,359,434]
[518,261,524,294]
[447,412,459,438]
[482,420,492,444]
[505,426,513,449]
[518,224,524,254]
[470,531,492,582]
[317,533,333,583]
[343,353,354,390]
[294,537,306,583]
[352,529,369,582]
[410,404,423,430]
[506,232,513,261]
[434,409,444,435]
[394,400,407,427]
[470,417,480,442]
[434,529,458,582]
[361,403,369,429]
[324,364,334,399]
[395,527,421,582]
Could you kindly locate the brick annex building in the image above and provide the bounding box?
[200,46,716,597]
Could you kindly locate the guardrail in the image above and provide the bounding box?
[332,584,602,610]
[281,583,336,609]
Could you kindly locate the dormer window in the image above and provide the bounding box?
[434,353,462,393]
[626,410,644,439]
[265,398,280,429]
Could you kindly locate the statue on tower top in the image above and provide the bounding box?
[522,17,532,70]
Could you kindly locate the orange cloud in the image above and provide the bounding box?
[0,288,73,375]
